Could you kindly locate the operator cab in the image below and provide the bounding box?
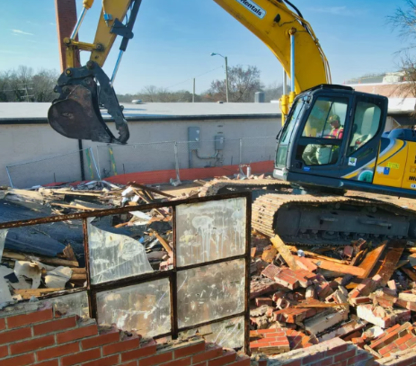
[274,84,389,190]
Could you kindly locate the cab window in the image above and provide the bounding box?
[299,97,348,166]
[302,97,348,139]
[348,102,382,155]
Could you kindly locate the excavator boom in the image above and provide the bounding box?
[49,0,330,144]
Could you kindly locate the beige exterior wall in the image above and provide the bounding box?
[1,117,281,187]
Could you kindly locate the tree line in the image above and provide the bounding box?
[0,66,59,102]
[0,64,285,103]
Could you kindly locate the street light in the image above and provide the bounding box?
[211,52,229,103]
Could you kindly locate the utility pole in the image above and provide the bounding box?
[225,56,229,103]
[192,78,195,103]
[211,52,230,102]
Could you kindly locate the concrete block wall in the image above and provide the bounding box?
[0,302,250,366]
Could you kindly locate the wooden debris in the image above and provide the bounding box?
[270,235,298,270]
[357,242,387,279]
[128,181,175,198]
[294,302,349,308]
[311,259,365,277]
[62,244,77,264]
[14,288,64,299]
[402,267,416,281]
[287,246,348,265]
[372,240,406,285]
[150,229,173,255]
[2,250,79,268]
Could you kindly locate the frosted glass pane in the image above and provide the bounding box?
[41,291,89,319]
[179,316,244,349]
[176,198,246,266]
[88,219,153,284]
[177,259,245,328]
[96,278,171,337]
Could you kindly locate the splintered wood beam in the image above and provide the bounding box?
[128,182,175,198]
[2,250,79,268]
[372,240,406,285]
[294,303,348,308]
[357,242,387,279]
[270,235,298,270]
[402,267,416,282]
[14,288,64,299]
[150,229,173,255]
[311,259,365,277]
[287,246,349,265]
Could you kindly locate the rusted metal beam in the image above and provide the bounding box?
[244,195,252,356]
[0,193,249,230]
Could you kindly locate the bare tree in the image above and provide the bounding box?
[207,65,263,102]
[387,0,416,48]
[387,1,416,108]
[0,66,58,102]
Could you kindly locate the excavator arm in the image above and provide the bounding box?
[49,0,330,144]
[49,0,142,144]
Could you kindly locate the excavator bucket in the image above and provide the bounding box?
[48,83,118,143]
[48,63,130,144]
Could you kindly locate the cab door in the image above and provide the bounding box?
[339,95,387,183]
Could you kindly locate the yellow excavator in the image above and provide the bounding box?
[49,0,416,245]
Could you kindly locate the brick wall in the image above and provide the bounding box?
[54,0,80,71]
[0,303,250,366]
[2,302,416,366]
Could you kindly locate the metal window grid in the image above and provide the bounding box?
[0,192,252,353]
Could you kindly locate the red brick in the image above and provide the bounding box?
[0,327,31,345]
[37,342,80,361]
[7,307,53,328]
[160,357,191,366]
[281,361,301,366]
[61,348,101,366]
[302,353,323,364]
[208,351,236,366]
[395,333,413,346]
[82,329,120,349]
[326,344,348,356]
[347,353,373,365]
[1,353,35,366]
[331,361,347,366]
[120,342,157,361]
[193,362,207,366]
[82,354,120,366]
[227,358,250,366]
[406,337,416,347]
[193,346,223,363]
[57,324,98,344]
[0,318,5,331]
[309,357,333,366]
[334,349,355,362]
[174,342,205,358]
[36,361,60,366]
[138,351,173,366]
[34,316,78,336]
[103,336,141,355]
[10,334,55,355]
[0,344,8,358]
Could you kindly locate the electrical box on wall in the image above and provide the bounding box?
[215,135,225,150]
[188,127,200,150]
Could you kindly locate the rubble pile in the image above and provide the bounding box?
[0,181,177,305]
[248,232,416,361]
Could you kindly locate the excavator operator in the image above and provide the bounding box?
[328,114,344,139]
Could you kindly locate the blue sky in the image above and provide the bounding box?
[0,0,408,95]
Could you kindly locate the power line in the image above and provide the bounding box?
[165,66,223,90]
